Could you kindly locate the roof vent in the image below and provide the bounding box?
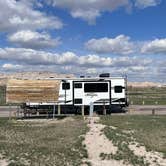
[99,73,110,78]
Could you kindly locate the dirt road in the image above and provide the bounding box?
[0,106,18,117]
[128,105,166,115]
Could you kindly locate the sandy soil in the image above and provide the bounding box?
[0,154,9,166]
[129,143,166,166]
[83,117,125,166]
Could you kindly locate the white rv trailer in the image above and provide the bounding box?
[24,74,128,112]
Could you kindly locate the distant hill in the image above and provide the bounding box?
[0,71,74,85]
[128,82,165,88]
[0,72,165,87]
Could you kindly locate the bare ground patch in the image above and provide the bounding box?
[83,117,125,166]
[0,154,9,166]
[129,143,166,166]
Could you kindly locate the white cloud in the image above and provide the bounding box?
[0,47,163,82]
[0,47,113,67]
[86,68,98,74]
[2,63,23,71]
[0,0,63,32]
[0,47,148,68]
[141,38,166,54]
[85,35,135,55]
[86,35,166,55]
[48,0,131,24]
[135,0,161,8]
[47,0,161,24]
[128,66,146,72]
[8,30,61,49]
[70,9,101,25]
[112,56,151,67]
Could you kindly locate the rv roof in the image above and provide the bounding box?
[45,76,126,80]
[14,76,126,81]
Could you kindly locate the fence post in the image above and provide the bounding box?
[89,102,94,117]
[53,104,55,119]
[152,109,155,115]
[58,105,61,115]
[16,105,18,118]
[9,104,12,121]
[81,105,84,116]
[103,102,106,115]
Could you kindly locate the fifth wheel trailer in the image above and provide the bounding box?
[20,74,129,113]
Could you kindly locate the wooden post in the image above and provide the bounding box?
[152,109,155,115]
[89,102,94,117]
[17,105,19,118]
[9,104,12,121]
[103,101,106,115]
[103,106,106,115]
[58,105,61,115]
[36,108,39,116]
[81,105,84,116]
[53,104,55,119]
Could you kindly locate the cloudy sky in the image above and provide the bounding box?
[0,0,165,82]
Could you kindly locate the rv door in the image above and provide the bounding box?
[73,82,84,105]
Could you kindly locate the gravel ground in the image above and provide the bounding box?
[0,105,166,117]
[0,106,18,117]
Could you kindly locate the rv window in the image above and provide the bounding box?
[74,83,82,88]
[84,83,108,93]
[62,83,70,90]
[114,86,123,93]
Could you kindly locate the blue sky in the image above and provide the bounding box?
[0,0,165,82]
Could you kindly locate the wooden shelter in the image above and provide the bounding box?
[6,79,61,103]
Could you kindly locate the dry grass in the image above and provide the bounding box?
[101,115,166,155]
[0,117,88,166]
[100,115,166,166]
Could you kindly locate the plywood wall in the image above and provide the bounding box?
[6,79,61,103]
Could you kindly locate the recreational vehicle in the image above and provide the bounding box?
[22,74,128,114]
